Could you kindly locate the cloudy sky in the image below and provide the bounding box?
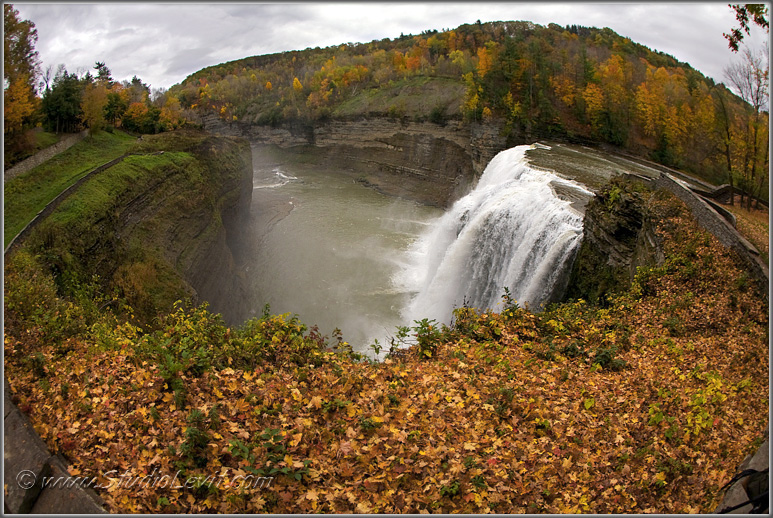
[13,2,769,92]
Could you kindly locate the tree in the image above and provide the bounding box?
[712,86,738,205]
[94,61,114,87]
[81,81,108,134]
[125,75,150,103]
[122,101,160,133]
[41,67,84,133]
[723,44,769,207]
[4,73,36,135]
[4,4,40,163]
[582,82,605,136]
[4,4,39,92]
[159,94,183,130]
[105,84,129,126]
[724,4,769,52]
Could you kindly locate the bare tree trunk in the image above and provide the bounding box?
[714,89,735,205]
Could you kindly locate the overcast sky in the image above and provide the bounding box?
[12,2,770,92]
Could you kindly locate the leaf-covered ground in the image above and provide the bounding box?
[4,190,768,513]
[725,199,769,263]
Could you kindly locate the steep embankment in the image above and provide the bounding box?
[199,113,508,208]
[10,130,253,326]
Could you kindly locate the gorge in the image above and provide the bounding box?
[201,116,684,351]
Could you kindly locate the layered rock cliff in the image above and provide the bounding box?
[23,130,253,326]
[198,114,508,207]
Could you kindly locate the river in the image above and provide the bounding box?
[241,145,442,351]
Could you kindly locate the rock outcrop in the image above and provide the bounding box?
[564,176,664,304]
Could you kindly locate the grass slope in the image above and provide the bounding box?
[4,130,136,248]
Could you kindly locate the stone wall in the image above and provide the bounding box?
[4,131,88,183]
[4,379,106,513]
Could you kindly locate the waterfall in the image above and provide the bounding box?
[399,144,593,324]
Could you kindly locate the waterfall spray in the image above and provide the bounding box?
[399,145,593,324]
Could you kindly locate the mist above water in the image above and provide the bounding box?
[241,145,442,351]
[240,143,595,354]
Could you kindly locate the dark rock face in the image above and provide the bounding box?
[565,178,664,305]
[113,133,254,325]
[178,136,254,324]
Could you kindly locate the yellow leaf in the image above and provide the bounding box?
[291,388,302,402]
[307,396,322,410]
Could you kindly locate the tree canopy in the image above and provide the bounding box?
[724,3,770,52]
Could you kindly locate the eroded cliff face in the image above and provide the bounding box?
[199,114,508,207]
[168,134,254,324]
[24,130,254,326]
[564,177,664,305]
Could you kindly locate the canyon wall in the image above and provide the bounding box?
[20,130,254,326]
[198,114,508,207]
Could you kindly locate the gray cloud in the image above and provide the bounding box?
[13,2,767,90]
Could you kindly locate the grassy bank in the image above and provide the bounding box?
[6,129,251,325]
[4,181,768,513]
[4,130,136,248]
[332,76,466,120]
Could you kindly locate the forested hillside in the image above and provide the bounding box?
[169,20,769,201]
[5,6,768,202]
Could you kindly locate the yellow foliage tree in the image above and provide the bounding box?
[124,102,149,128]
[3,74,35,136]
[160,95,183,130]
[582,83,605,132]
[550,75,576,107]
[81,82,108,134]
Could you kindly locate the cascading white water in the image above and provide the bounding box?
[399,144,593,324]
